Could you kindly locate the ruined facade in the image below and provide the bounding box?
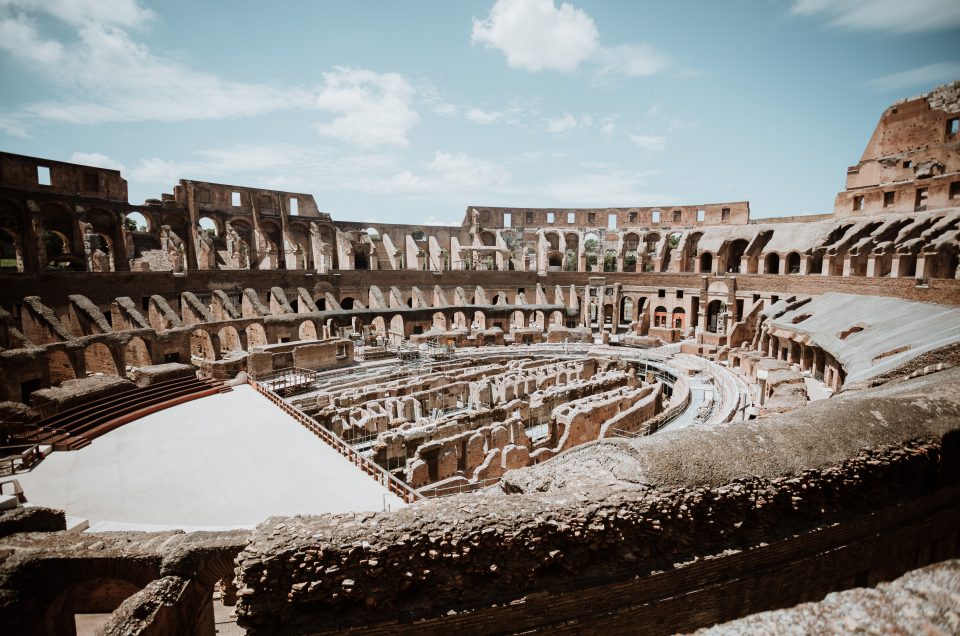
[0,82,959,635]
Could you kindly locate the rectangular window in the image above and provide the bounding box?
[658,289,666,298]
[721,207,730,221]
[547,212,555,223]
[503,212,511,227]
[37,166,51,186]
[903,160,912,169]
[567,212,575,223]
[587,212,596,224]
[672,210,681,223]
[289,198,299,215]
[526,211,533,224]
[82,171,98,192]
[752,294,760,303]
[697,209,705,222]
[950,181,960,199]
[853,195,864,211]
[231,191,241,206]
[652,210,661,223]
[915,187,928,211]
[629,212,637,223]
[771,295,779,304]
[948,117,959,136]
[676,290,683,299]
[607,213,617,229]
[883,191,895,207]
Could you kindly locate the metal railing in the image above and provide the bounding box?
[247,377,421,503]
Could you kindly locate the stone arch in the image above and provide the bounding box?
[190,329,218,361]
[217,325,243,355]
[653,305,669,328]
[83,342,119,376]
[787,251,802,274]
[725,239,749,273]
[198,215,220,236]
[619,296,634,322]
[473,311,486,330]
[549,310,564,326]
[123,336,151,368]
[339,296,355,310]
[0,227,23,272]
[764,252,781,274]
[48,349,76,385]
[389,314,405,345]
[707,300,724,333]
[45,577,144,635]
[452,311,468,329]
[432,312,447,330]
[125,211,152,233]
[511,310,525,328]
[370,316,387,338]
[298,320,318,341]
[672,307,686,329]
[700,252,713,273]
[245,323,268,348]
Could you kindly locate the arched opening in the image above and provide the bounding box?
[298,320,318,341]
[44,230,81,270]
[603,250,617,272]
[389,314,405,345]
[199,216,219,237]
[366,227,380,239]
[619,297,634,322]
[787,252,802,274]
[764,252,780,275]
[46,577,144,636]
[547,252,563,269]
[452,311,468,329]
[473,311,486,331]
[653,305,669,328]
[190,330,217,361]
[511,310,525,328]
[48,350,76,385]
[706,300,724,333]
[124,212,150,233]
[672,307,686,329]
[217,326,243,356]
[479,231,496,247]
[549,310,564,326]
[725,239,749,273]
[88,233,115,272]
[84,342,119,376]
[246,324,268,349]
[432,312,447,330]
[0,228,23,272]
[339,296,355,310]
[123,337,151,368]
[700,252,713,273]
[491,293,504,305]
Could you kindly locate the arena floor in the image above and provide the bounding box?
[17,385,405,530]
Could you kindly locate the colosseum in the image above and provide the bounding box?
[0,81,958,635]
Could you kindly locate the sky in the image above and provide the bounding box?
[0,0,958,225]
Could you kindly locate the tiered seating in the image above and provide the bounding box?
[27,377,230,450]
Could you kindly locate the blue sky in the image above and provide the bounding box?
[1,0,958,224]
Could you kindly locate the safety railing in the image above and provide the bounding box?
[247,377,421,504]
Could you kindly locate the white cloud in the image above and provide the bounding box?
[864,62,960,93]
[471,0,667,78]
[0,14,63,64]
[595,43,668,78]
[546,113,579,133]
[0,0,154,29]
[70,151,125,171]
[471,0,599,72]
[790,0,960,33]
[541,169,668,205]
[427,151,510,188]
[313,67,421,148]
[466,108,504,125]
[599,117,616,135]
[629,135,666,151]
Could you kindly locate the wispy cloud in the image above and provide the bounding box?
[541,168,669,205]
[790,0,960,34]
[629,135,667,151]
[864,62,960,93]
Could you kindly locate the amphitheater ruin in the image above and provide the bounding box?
[0,82,958,634]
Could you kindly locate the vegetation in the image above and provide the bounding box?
[584,238,598,252]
